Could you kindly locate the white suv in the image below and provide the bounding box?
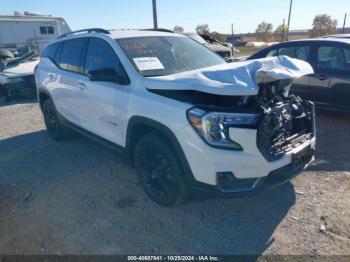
[35,28,316,206]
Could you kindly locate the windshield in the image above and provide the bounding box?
[116,36,225,77]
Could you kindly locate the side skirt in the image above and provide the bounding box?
[57,113,127,156]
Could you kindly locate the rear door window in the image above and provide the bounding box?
[317,45,350,71]
[59,38,87,73]
[277,46,310,61]
[265,45,310,62]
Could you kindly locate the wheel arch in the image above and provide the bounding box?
[126,116,195,184]
[38,89,53,111]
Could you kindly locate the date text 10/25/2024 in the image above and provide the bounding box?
[128,256,220,261]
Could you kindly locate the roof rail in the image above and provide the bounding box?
[142,28,174,33]
[58,28,110,39]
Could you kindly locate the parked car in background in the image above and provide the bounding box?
[248,38,350,113]
[183,32,233,60]
[199,33,239,53]
[36,28,316,206]
[0,48,38,101]
[321,34,350,39]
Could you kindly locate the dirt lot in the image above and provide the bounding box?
[0,101,349,255]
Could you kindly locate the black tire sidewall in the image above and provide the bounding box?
[43,99,65,141]
[134,134,188,206]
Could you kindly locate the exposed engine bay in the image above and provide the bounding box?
[253,81,315,162]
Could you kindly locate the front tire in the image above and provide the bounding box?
[42,99,70,141]
[134,134,189,206]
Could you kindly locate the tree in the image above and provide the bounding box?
[210,31,226,43]
[255,22,273,42]
[274,24,286,42]
[310,14,337,37]
[196,24,210,35]
[173,25,184,33]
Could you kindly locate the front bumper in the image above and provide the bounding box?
[190,158,313,198]
[178,123,316,186]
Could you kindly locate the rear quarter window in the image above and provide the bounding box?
[42,42,60,60]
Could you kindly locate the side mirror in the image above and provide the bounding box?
[88,68,129,85]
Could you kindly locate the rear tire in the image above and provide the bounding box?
[134,134,189,206]
[42,99,70,141]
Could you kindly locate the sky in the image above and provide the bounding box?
[1,0,349,34]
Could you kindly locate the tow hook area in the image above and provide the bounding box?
[291,145,315,171]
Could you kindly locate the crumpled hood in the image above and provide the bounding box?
[145,56,314,96]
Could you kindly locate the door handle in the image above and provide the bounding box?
[77,82,87,90]
[317,74,330,81]
[48,73,56,81]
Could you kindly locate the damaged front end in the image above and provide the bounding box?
[149,56,316,163]
[252,80,315,162]
[185,79,316,162]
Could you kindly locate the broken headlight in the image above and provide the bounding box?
[187,107,261,150]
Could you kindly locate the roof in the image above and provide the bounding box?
[272,37,350,45]
[322,34,350,39]
[57,29,184,42]
[0,15,66,22]
[109,29,184,39]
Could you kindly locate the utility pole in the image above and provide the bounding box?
[282,18,286,42]
[231,24,234,55]
[342,13,347,34]
[286,0,293,41]
[152,0,158,29]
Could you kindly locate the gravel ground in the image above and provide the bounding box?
[0,101,349,255]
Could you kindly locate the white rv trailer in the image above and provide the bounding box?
[0,11,71,53]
